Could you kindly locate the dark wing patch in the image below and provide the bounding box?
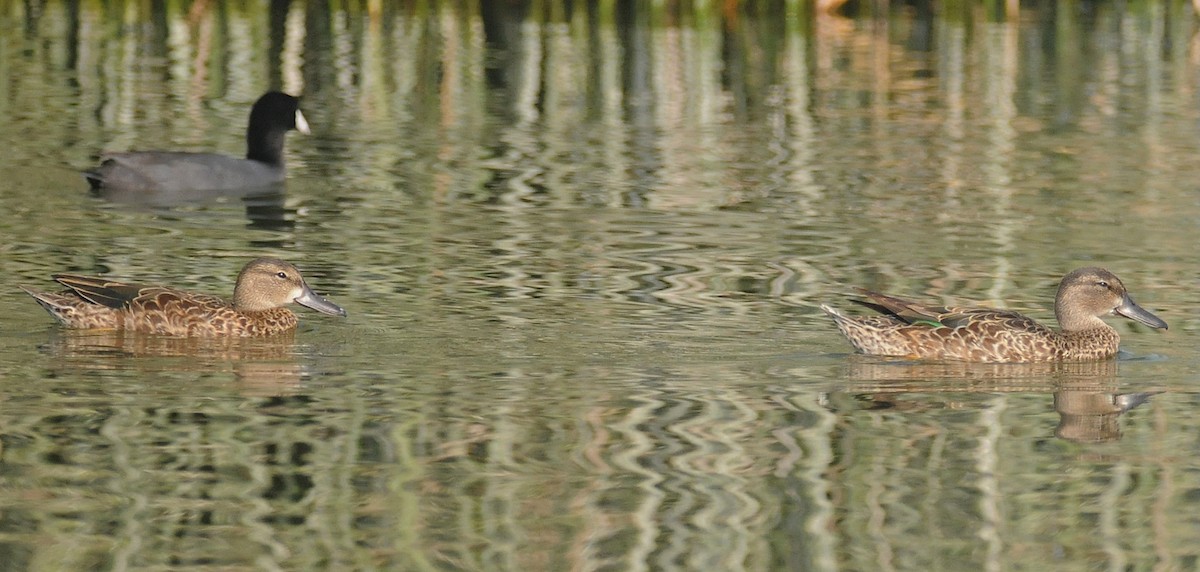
[855,288,951,326]
[52,275,148,309]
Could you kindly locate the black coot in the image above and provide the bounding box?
[85,92,309,192]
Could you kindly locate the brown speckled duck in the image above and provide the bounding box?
[21,258,346,336]
[820,267,1166,363]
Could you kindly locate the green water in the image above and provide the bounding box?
[1,1,1198,570]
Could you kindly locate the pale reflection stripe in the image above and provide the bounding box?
[1099,465,1132,570]
[669,394,763,571]
[609,387,665,572]
[283,1,305,96]
[976,398,1004,572]
[774,392,839,572]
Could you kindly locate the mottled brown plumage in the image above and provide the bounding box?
[21,258,346,337]
[821,268,1167,363]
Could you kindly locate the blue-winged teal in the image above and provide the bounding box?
[21,258,346,336]
[821,267,1166,362]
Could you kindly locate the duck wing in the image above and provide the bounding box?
[52,275,149,309]
[54,274,232,316]
[854,288,1033,329]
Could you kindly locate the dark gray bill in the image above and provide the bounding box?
[1114,294,1167,330]
[295,284,347,317]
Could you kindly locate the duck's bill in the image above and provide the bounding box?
[1115,294,1167,330]
[295,285,347,317]
[295,110,311,135]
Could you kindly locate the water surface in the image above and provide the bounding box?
[2,1,1200,570]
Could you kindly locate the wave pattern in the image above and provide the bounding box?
[0,1,1198,571]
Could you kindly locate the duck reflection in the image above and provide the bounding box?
[829,357,1157,443]
[1054,386,1158,443]
[34,329,306,395]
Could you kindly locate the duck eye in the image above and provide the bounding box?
[1097,280,1109,288]
[276,271,288,279]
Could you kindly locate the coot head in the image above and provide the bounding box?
[246,91,310,165]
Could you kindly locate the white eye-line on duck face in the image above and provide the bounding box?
[294,110,311,134]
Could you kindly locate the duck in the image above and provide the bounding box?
[820,267,1167,362]
[84,92,309,193]
[21,258,346,336]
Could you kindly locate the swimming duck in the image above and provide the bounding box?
[22,258,345,336]
[820,267,1166,362]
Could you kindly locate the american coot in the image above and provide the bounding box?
[21,257,347,336]
[84,92,310,193]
